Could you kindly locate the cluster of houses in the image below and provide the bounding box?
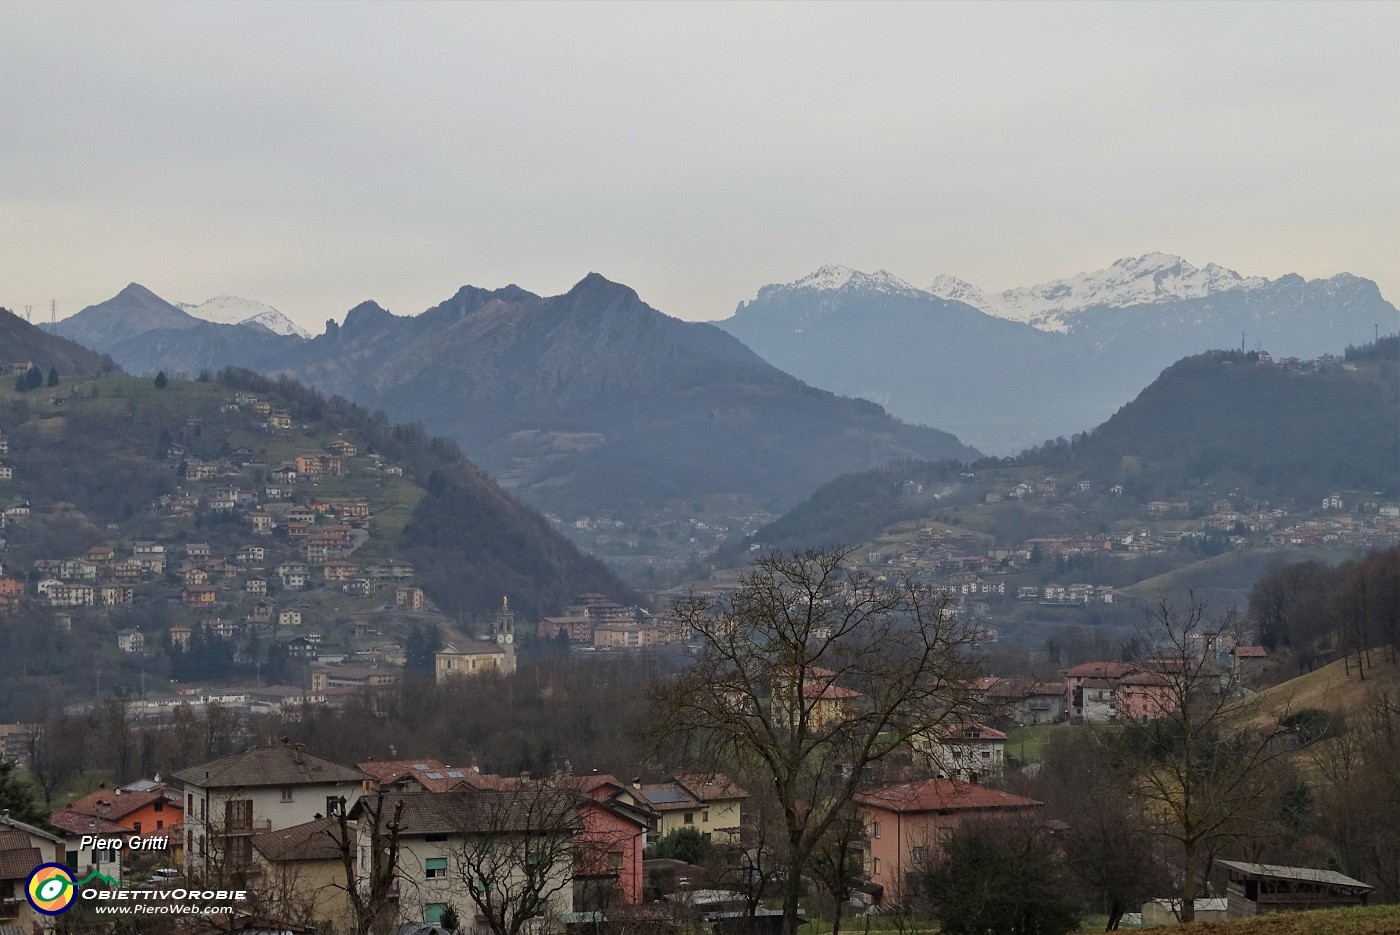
[535,593,688,651]
[1,735,1372,934]
[0,408,451,674]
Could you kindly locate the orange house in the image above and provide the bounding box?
[0,577,24,599]
[855,779,1042,904]
[52,781,184,847]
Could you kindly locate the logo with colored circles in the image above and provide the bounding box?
[26,863,76,915]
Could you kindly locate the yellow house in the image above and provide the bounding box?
[635,774,748,846]
[250,817,356,934]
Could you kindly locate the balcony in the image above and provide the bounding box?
[216,819,273,835]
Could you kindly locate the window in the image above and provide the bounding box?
[187,793,194,813]
[154,801,164,813]
[327,796,343,817]
[225,799,254,831]
[911,846,927,864]
[683,812,694,824]
[426,858,448,879]
[872,857,880,874]
[701,809,709,822]
[425,903,447,924]
[66,850,78,868]
[227,837,252,868]
[981,750,992,759]
[607,851,624,872]
[280,787,295,803]
[424,833,448,843]
[133,821,142,835]
[156,820,163,830]
[873,821,881,840]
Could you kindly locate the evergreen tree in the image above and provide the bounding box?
[24,365,43,390]
[0,760,46,827]
[46,366,59,387]
[154,370,168,389]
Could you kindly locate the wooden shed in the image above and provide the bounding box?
[1215,860,1372,918]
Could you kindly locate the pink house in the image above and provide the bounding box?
[855,779,1042,903]
[1117,669,1176,719]
[567,775,655,907]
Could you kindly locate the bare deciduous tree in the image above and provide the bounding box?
[1115,595,1297,922]
[649,547,981,935]
[341,789,407,935]
[451,782,582,935]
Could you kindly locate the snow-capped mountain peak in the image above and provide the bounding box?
[179,295,311,338]
[927,254,1270,333]
[924,273,990,309]
[784,264,924,296]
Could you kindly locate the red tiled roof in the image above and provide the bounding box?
[674,773,749,802]
[0,846,42,881]
[1233,646,1268,658]
[855,778,1041,814]
[60,786,175,823]
[357,758,474,793]
[49,810,129,837]
[1120,670,1174,686]
[941,722,1008,741]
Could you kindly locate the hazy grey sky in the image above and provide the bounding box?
[2,1,1396,330]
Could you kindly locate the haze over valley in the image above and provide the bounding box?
[1,5,1398,935]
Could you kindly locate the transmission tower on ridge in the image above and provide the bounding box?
[23,305,33,322]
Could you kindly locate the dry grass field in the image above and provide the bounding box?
[1100,904,1400,934]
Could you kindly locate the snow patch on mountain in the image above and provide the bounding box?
[927,253,1269,333]
[781,264,925,297]
[179,296,311,338]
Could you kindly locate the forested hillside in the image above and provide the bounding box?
[734,344,1399,560]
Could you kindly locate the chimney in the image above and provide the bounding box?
[293,743,305,764]
[632,777,641,790]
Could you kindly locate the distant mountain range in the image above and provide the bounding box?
[45,276,978,517]
[50,284,302,374]
[721,254,1399,453]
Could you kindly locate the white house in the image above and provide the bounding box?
[354,789,578,929]
[911,723,1008,781]
[171,742,366,878]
